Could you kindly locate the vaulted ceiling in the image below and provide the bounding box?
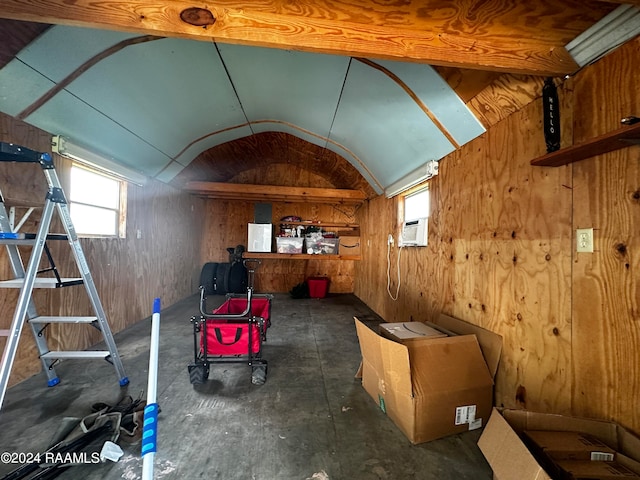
[0,1,635,197]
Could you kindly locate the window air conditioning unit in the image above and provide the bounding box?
[400,217,428,247]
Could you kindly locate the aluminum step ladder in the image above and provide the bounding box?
[0,142,128,411]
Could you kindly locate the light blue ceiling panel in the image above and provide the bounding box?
[25,90,171,176]
[330,61,455,189]
[172,124,254,168]
[16,26,138,83]
[374,59,486,145]
[0,60,55,116]
[62,37,245,158]
[155,161,188,184]
[218,44,350,138]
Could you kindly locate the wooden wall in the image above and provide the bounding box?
[199,164,360,294]
[0,113,204,385]
[355,38,640,434]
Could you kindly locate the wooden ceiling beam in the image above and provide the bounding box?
[185,181,367,205]
[0,0,581,76]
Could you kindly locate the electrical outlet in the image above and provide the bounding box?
[576,228,593,253]
[388,234,394,245]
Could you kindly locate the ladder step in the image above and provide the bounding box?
[0,233,67,244]
[0,238,36,246]
[0,330,9,337]
[29,316,98,324]
[41,351,110,360]
[0,278,83,288]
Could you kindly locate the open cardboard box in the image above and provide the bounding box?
[478,408,640,480]
[354,314,502,444]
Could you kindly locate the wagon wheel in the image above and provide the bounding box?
[188,362,209,385]
[251,364,267,385]
[199,262,218,295]
[216,263,230,295]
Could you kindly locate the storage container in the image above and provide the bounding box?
[305,235,339,254]
[307,277,330,298]
[276,237,304,254]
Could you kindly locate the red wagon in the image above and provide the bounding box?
[188,263,273,385]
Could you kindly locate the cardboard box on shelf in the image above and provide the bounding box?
[339,236,361,256]
[478,409,640,480]
[354,314,502,444]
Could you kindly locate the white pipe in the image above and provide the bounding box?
[142,298,161,480]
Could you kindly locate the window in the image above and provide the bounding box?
[69,164,126,237]
[403,186,429,222]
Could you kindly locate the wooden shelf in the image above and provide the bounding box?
[185,181,366,205]
[531,122,640,167]
[244,253,361,261]
[278,221,359,229]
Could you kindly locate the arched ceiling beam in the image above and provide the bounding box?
[0,0,615,76]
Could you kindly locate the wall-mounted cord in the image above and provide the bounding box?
[386,237,403,301]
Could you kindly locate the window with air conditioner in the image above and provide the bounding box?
[400,187,429,247]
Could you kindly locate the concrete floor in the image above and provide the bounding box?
[0,293,493,480]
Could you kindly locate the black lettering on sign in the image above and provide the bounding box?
[543,78,561,153]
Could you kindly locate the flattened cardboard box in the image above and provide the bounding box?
[354,314,502,444]
[478,408,640,480]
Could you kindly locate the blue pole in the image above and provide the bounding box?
[142,298,161,480]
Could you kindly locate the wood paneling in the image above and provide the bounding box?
[570,38,640,431]
[185,181,366,205]
[172,132,377,199]
[355,38,640,434]
[0,112,204,386]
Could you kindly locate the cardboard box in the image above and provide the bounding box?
[379,322,448,342]
[555,460,640,479]
[478,409,640,480]
[523,430,616,461]
[339,236,361,256]
[354,314,502,444]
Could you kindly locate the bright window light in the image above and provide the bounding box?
[69,165,125,237]
[404,187,430,222]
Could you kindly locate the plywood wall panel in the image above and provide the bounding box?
[572,149,640,429]
[569,37,640,432]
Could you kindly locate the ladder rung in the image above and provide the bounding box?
[0,329,10,337]
[0,239,36,246]
[0,233,68,241]
[41,351,110,360]
[29,316,98,324]
[0,278,83,288]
